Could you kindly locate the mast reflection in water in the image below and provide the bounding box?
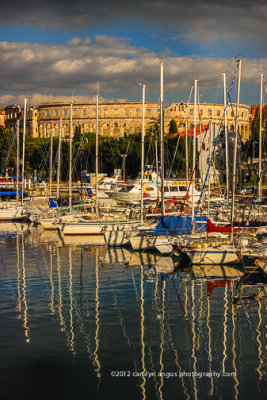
[0,224,266,400]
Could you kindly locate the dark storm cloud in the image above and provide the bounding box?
[1,0,266,46]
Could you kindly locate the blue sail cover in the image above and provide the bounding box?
[49,198,58,208]
[0,190,25,195]
[154,215,208,236]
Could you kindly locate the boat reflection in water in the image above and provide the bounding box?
[0,224,266,400]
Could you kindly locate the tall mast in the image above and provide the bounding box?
[223,72,229,204]
[69,103,73,213]
[56,118,62,200]
[95,82,99,218]
[230,59,242,243]
[140,83,146,225]
[185,120,188,190]
[16,120,20,206]
[21,97,27,205]
[191,80,198,227]
[160,61,165,216]
[258,72,263,198]
[49,127,53,198]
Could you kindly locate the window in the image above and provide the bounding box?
[216,109,220,116]
[64,109,68,116]
[39,110,42,116]
[125,109,129,115]
[73,109,77,115]
[83,109,87,115]
[231,111,234,117]
[46,110,50,116]
[136,108,140,114]
[55,110,59,116]
[200,109,203,115]
[208,109,212,116]
[146,108,151,113]
[189,109,193,114]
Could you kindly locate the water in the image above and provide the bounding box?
[0,224,266,400]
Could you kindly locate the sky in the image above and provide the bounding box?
[0,0,266,108]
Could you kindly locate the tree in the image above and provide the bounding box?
[169,119,177,134]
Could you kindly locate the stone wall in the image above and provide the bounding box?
[3,100,252,142]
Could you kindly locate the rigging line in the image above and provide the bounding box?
[167,87,194,179]
[238,156,266,243]
[27,137,50,205]
[192,65,238,227]
[0,126,17,176]
[167,133,182,180]
[144,129,154,168]
[169,124,210,236]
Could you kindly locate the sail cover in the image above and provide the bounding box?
[154,215,208,236]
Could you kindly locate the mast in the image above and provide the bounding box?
[56,118,62,200]
[49,127,53,198]
[16,120,20,206]
[21,97,27,205]
[69,103,73,213]
[95,83,99,218]
[160,61,165,216]
[230,59,242,243]
[223,72,229,204]
[191,80,198,228]
[155,133,159,200]
[185,120,188,190]
[258,72,263,198]
[207,121,212,226]
[140,83,146,225]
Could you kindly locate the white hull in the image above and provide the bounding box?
[186,246,240,265]
[130,235,157,250]
[104,230,131,247]
[62,220,137,236]
[40,219,59,230]
[130,234,179,251]
[0,207,29,222]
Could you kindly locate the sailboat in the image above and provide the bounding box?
[0,103,30,222]
[181,61,243,265]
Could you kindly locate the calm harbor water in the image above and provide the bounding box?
[0,224,266,400]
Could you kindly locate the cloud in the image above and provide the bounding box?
[0,0,266,49]
[0,36,265,108]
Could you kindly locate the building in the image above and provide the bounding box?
[164,101,251,142]
[0,109,5,128]
[3,99,251,142]
[36,101,159,139]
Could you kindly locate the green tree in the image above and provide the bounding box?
[169,119,177,134]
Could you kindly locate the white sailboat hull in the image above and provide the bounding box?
[186,246,240,265]
[0,207,29,222]
[104,230,131,247]
[62,220,137,236]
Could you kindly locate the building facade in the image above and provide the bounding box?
[3,100,252,142]
[164,101,251,141]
